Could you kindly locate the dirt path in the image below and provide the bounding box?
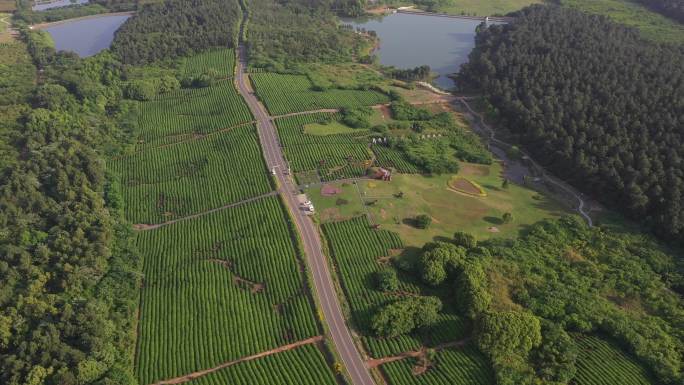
[272,108,340,119]
[366,338,471,369]
[132,191,279,231]
[150,336,324,385]
[456,97,593,226]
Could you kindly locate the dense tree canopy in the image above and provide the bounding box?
[0,32,140,385]
[458,5,684,243]
[111,0,242,64]
[246,0,363,69]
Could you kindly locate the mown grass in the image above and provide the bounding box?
[560,0,684,44]
[435,0,541,16]
[308,161,568,248]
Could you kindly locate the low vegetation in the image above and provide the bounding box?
[251,72,388,115]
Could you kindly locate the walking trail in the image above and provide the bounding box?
[150,336,324,385]
[456,97,593,226]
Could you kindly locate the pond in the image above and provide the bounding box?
[43,14,129,57]
[344,12,494,90]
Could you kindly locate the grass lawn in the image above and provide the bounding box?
[303,120,361,135]
[308,181,367,222]
[435,0,542,16]
[308,161,568,248]
[561,0,684,44]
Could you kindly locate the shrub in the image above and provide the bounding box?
[415,214,432,229]
[375,267,399,292]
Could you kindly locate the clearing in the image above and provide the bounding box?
[308,161,567,247]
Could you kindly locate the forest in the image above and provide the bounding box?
[111,0,241,65]
[458,5,684,244]
[246,0,363,69]
[0,28,140,385]
[372,216,684,385]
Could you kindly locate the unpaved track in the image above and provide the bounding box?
[366,338,471,369]
[132,190,279,230]
[150,336,324,385]
[235,46,377,385]
[456,97,593,226]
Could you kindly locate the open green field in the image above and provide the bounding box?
[380,345,494,385]
[322,217,468,358]
[180,48,235,78]
[250,72,389,115]
[186,344,338,385]
[434,0,541,16]
[275,113,373,181]
[136,80,253,143]
[135,196,320,385]
[304,120,362,135]
[560,0,684,44]
[309,161,567,248]
[574,336,655,385]
[111,124,273,224]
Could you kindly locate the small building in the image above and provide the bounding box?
[372,168,391,181]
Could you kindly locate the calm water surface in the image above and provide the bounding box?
[44,15,129,57]
[344,13,488,89]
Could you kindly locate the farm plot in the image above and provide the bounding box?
[186,344,337,385]
[180,48,235,79]
[135,196,320,385]
[372,144,420,174]
[136,80,253,143]
[250,72,389,115]
[380,345,494,385]
[322,216,467,358]
[574,336,654,385]
[111,124,272,224]
[275,113,373,181]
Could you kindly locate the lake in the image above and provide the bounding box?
[43,14,129,57]
[344,12,490,89]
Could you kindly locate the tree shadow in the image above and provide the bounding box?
[483,216,503,225]
[432,235,452,244]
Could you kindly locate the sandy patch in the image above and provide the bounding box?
[321,184,342,196]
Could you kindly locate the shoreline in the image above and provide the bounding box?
[396,9,513,22]
[31,11,134,29]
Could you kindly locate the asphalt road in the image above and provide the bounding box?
[234,46,376,385]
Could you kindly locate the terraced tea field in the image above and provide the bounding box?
[574,336,654,385]
[111,124,272,224]
[275,113,373,181]
[135,196,320,385]
[180,48,236,79]
[322,216,468,358]
[136,80,253,144]
[380,345,494,385]
[250,72,389,115]
[186,344,337,385]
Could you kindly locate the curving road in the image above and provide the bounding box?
[456,97,593,226]
[234,46,376,385]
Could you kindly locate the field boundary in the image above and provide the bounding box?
[150,335,325,385]
[367,338,471,368]
[132,190,278,230]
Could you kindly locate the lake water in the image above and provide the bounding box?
[344,13,489,89]
[44,15,129,57]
